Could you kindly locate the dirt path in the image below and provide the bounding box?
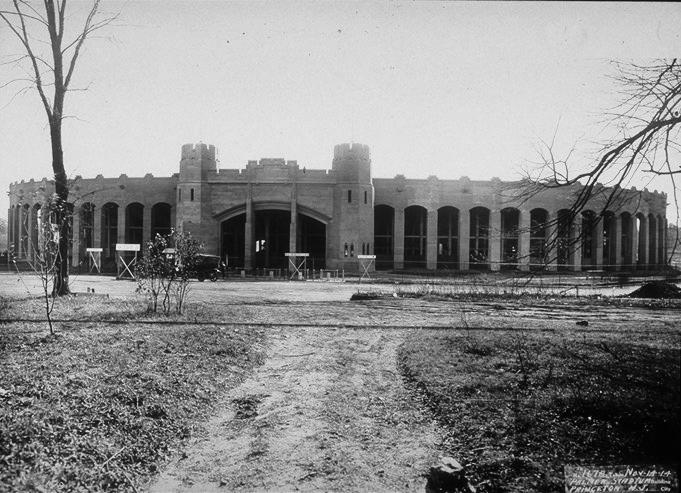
[149,326,439,492]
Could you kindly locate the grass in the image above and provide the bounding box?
[0,296,265,492]
[398,328,681,493]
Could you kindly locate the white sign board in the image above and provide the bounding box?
[116,243,141,252]
[285,252,309,257]
[86,247,103,252]
[357,255,376,259]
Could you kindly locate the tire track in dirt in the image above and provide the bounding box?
[149,326,439,492]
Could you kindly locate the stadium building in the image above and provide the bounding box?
[7,142,669,273]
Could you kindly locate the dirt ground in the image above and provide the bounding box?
[149,326,438,492]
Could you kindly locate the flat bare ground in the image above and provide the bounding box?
[1,273,680,492]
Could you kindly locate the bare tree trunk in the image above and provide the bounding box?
[50,117,70,296]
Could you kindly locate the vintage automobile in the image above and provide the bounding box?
[194,254,225,282]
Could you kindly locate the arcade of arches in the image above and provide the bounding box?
[372,205,668,271]
[8,202,666,270]
[6,201,174,272]
[6,201,668,273]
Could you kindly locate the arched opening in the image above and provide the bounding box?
[556,209,572,270]
[255,210,290,269]
[620,212,632,268]
[469,207,490,270]
[658,215,665,267]
[581,210,597,270]
[602,212,616,271]
[500,207,520,270]
[79,203,95,265]
[20,204,30,258]
[221,214,245,268]
[374,205,394,270]
[101,202,118,272]
[404,205,427,269]
[530,208,548,269]
[648,213,657,267]
[437,206,459,270]
[635,213,646,269]
[298,214,326,269]
[7,207,13,256]
[151,202,172,239]
[12,205,20,256]
[30,203,41,261]
[125,203,144,247]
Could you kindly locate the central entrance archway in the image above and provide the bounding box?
[220,208,327,270]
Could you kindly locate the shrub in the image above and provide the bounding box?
[135,230,202,314]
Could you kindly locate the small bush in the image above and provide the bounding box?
[136,231,202,314]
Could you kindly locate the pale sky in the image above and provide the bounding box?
[1,1,681,223]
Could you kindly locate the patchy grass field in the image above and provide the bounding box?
[2,275,681,492]
[0,296,265,493]
[398,327,681,493]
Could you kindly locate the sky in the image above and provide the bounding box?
[1,1,681,226]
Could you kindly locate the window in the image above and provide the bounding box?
[347,190,352,203]
[364,190,368,204]
[190,188,195,201]
[178,188,182,201]
[350,243,354,257]
[344,243,348,257]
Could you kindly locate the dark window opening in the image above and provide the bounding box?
[125,203,144,247]
[501,208,520,270]
[348,190,352,203]
[190,188,195,201]
[101,202,119,272]
[404,205,427,267]
[374,205,394,269]
[469,207,490,270]
[151,203,172,239]
[437,206,459,269]
[581,211,596,269]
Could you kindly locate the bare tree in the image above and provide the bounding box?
[521,59,681,265]
[0,0,116,295]
[24,198,64,335]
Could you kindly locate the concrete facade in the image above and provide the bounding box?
[7,142,669,273]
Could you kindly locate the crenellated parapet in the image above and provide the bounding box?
[179,142,218,182]
[181,142,216,161]
[332,142,372,184]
